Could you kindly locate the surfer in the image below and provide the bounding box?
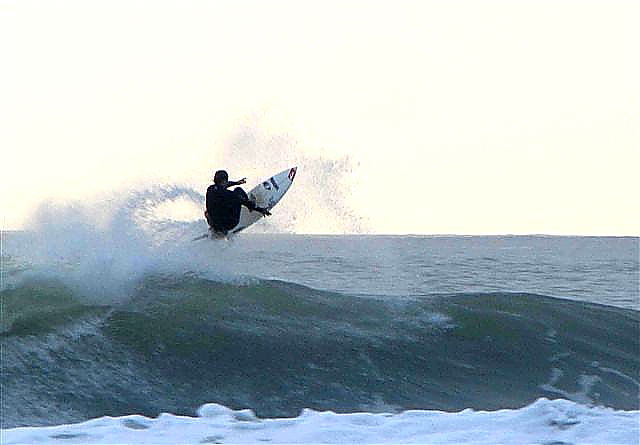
[205,170,271,236]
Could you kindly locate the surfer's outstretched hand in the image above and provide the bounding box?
[258,207,271,216]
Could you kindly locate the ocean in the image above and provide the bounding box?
[1,202,638,443]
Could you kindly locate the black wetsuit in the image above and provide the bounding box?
[206,185,258,234]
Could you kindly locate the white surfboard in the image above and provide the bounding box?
[193,167,297,240]
[230,166,297,235]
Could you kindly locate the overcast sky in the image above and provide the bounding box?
[2,0,638,234]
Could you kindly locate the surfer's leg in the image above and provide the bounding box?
[233,187,248,200]
[206,211,228,237]
[204,210,214,227]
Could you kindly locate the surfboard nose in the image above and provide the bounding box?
[288,167,297,181]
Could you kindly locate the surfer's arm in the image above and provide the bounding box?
[226,178,247,188]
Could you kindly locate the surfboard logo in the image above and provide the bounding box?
[288,168,297,181]
[264,177,280,191]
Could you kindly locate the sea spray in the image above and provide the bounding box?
[13,186,211,303]
[217,122,368,234]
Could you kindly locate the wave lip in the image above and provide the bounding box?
[2,398,638,445]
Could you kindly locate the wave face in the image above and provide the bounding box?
[3,275,638,428]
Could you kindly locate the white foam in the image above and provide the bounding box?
[2,398,637,444]
[5,185,244,302]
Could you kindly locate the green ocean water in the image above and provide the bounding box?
[2,233,638,428]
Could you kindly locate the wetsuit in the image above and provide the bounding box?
[205,185,259,234]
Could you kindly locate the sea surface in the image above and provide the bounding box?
[1,225,639,443]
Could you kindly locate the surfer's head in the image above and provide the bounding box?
[213,170,229,185]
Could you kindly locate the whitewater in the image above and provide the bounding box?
[1,185,639,444]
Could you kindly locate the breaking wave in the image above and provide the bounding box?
[3,274,638,429]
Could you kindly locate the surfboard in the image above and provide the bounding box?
[194,167,297,240]
[230,166,297,235]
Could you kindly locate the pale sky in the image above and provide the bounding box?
[1,0,638,235]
